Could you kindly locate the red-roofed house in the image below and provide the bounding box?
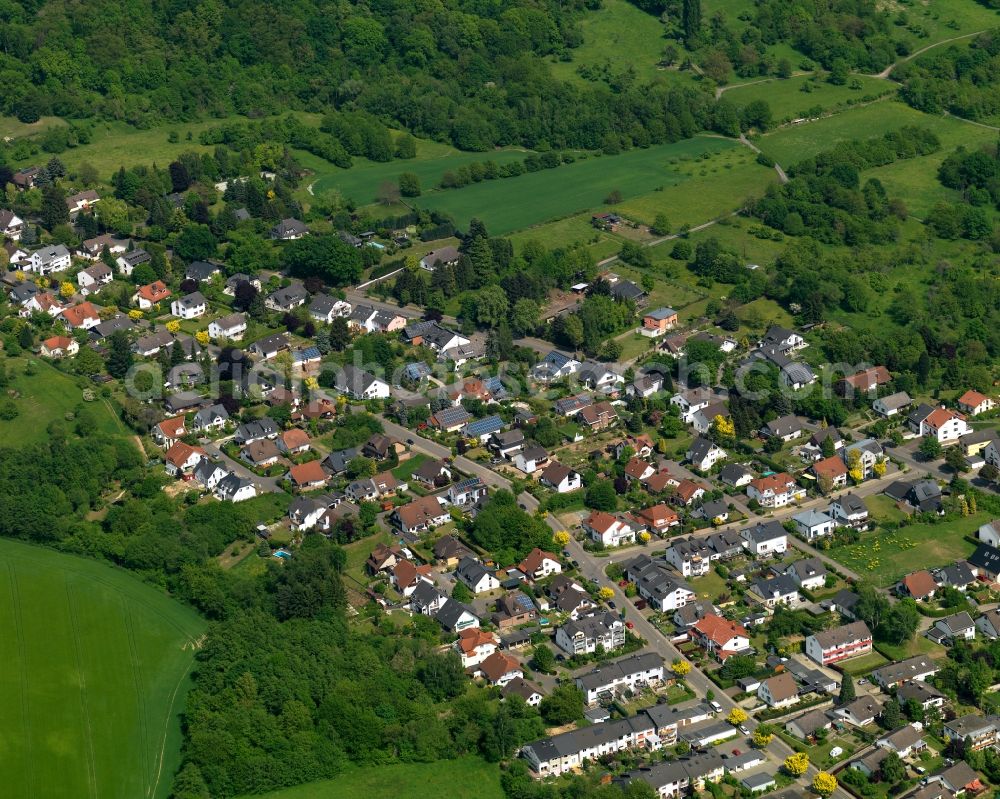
[278,428,311,455]
[922,407,970,443]
[153,416,187,447]
[454,628,499,668]
[40,335,78,358]
[132,280,171,310]
[672,479,706,507]
[392,560,434,596]
[477,651,523,687]
[811,456,848,489]
[583,510,637,547]
[519,548,562,580]
[61,301,101,330]
[624,456,655,483]
[692,614,751,661]
[630,503,680,534]
[288,460,328,489]
[837,366,891,395]
[747,473,805,508]
[957,390,995,417]
[164,441,204,476]
[900,570,937,601]
[643,469,680,494]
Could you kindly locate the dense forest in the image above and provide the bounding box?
[0,0,716,152]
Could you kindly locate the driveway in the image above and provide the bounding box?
[202,442,283,493]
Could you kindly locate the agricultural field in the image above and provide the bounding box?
[0,357,124,446]
[0,539,205,799]
[241,757,504,799]
[508,213,626,260]
[829,514,987,588]
[614,146,776,228]
[412,136,741,234]
[305,144,531,206]
[721,73,895,124]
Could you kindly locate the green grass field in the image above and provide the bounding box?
[304,145,531,206]
[891,0,1000,51]
[757,99,994,168]
[241,757,503,799]
[830,514,986,588]
[0,539,205,799]
[0,357,124,446]
[508,213,625,259]
[3,113,322,177]
[549,0,673,85]
[721,74,894,124]
[615,147,776,227]
[412,136,739,234]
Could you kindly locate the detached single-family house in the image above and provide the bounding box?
[0,209,24,240]
[335,364,390,400]
[641,307,678,337]
[876,724,927,758]
[746,472,804,509]
[66,190,100,216]
[926,611,976,646]
[271,217,309,240]
[26,244,72,275]
[519,548,562,581]
[133,280,171,309]
[874,391,912,418]
[811,456,848,490]
[116,248,151,276]
[785,558,828,591]
[957,390,996,417]
[792,509,837,541]
[539,462,581,494]
[308,295,352,323]
[686,437,726,472]
[76,263,113,295]
[39,335,78,358]
[392,496,450,534]
[419,246,461,271]
[761,414,807,442]
[61,301,101,330]
[208,312,247,341]
[740,521,787,556]
[265,282,308,312]
[583,511,637,547]
[170,291,207,320]
[691,614,751,661]
[758,673,799,709]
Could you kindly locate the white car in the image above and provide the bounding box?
[710,701,723,713]
[830,747,844,759]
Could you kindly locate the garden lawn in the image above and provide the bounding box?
[392,452,432,480]
[874,635,947,663]
[412,136,738,234]
[239,757,503,799]
[0,539,205,799]
[829,514,987,588]
[838,651,890,676]
[0,357,124,446]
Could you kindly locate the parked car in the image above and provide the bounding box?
[625,621,634,629]
[607,600,616,609]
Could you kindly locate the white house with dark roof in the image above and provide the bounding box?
[170,291,207,319]
[25,243,71,275]
[686,437,726,472]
